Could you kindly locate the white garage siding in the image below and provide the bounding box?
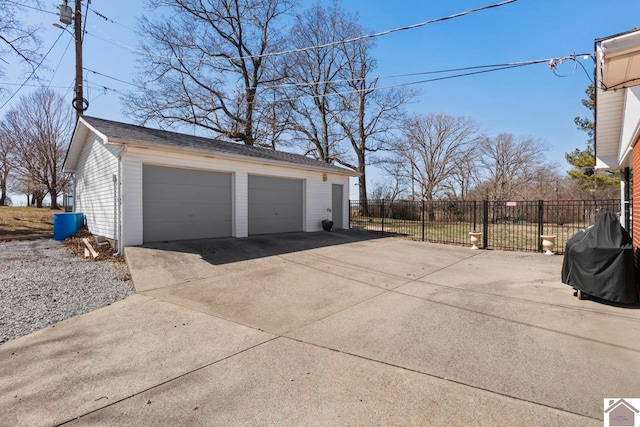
[120,147,350,246]
[74,135,120,239]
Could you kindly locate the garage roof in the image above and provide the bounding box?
[64,116,358,176]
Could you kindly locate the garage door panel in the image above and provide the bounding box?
[143,219,231,242]
[144,183,229,205]
[143,166,232,242]
[249,176,303,235]
[143,202,232,222]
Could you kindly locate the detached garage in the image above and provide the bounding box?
[63,116,358,252]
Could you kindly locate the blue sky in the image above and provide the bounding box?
[2,0,640,199]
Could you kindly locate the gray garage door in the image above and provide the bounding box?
[248,175,303,235]
[143,165,232,242]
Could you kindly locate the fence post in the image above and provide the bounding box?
[421,199,425,241]
[473,200,477,231]
[537,200,544,252]
[348,200,351,230]
[381,199,385,236]
[482,200,489,249]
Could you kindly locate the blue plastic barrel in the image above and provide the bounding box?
[74,212,84,230]
[53,212,83,241]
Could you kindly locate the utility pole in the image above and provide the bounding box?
[73,0,85,120]
[57,0,86,120]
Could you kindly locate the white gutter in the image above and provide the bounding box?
[601,31,640,59]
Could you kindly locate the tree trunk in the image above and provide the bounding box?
[50,189,59,210]
[358,162,369,216]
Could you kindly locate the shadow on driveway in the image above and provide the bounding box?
[138,229,384,266]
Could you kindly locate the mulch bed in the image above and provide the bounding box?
[64,227,127,264]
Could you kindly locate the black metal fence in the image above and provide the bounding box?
[349,199,621,254]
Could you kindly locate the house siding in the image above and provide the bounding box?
[74,135,120,239]
[121,147,350,246]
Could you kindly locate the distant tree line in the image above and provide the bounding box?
[0,88,71,209]
[370,84,619,203]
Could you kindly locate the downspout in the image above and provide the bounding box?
[115,143,128,255]
[71,174,77,212]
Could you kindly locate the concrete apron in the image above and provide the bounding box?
[2,231,638,425]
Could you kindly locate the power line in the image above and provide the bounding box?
[3,0,58,15]
[83,67,138,86]
[87,5,136,32]
[85,0,517,63]
[263,57,578,90]
[47,36,74,88]
[246,0,518,62]
[0,30,65,112]
[72,53,592,104]
[0,82,73,89]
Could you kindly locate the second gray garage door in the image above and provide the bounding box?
[248,175,303,235]
[143,165,232,242]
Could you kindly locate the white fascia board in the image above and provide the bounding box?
[62,117,110,173]
[600,31,640,90]
[619,86,640,165]
[601,30,640,59]
[108,137,360,177]
[596,154,621,170]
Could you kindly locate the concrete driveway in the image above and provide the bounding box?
[1,231,639,425]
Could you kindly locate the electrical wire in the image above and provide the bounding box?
[47,36,73,88]
[84,0,517,63]
[247,0,518,61]
[83,67,138,86]
[3,0,58,15]
[263,56,585,90]
[575,56,595,84]
[0,82,73,89]
[87,5,136,32]
[71,53,592,104]
[271,62,537,104]
[0,29,65,112]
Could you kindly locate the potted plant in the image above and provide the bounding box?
[322,208,333,231]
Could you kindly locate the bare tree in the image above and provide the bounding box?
[328,36,414,210]
[0,128,14,205]
[393,113,482,201]
[478,134,550,201]
[373,159,409,201]
[443,151,481,200]
[1,88,72,209]
[276,3,412,210]
[0,0,42,85]
[279,2,357,161]
[125,0,293,146]
[331,40,416,213]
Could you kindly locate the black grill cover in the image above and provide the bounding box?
[561,211,638,303]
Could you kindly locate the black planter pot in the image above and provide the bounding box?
[322,219,334,231]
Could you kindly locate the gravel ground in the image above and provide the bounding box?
[0,239,135,344]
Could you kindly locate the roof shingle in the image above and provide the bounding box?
[81,116,355,175]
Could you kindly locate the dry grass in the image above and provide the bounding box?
[350,217,583,253]
[0,206,57,240]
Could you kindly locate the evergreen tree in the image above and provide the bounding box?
[565,84,618,191]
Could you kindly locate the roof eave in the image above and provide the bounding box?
[62,117,110,173]
[112,137,360,177]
